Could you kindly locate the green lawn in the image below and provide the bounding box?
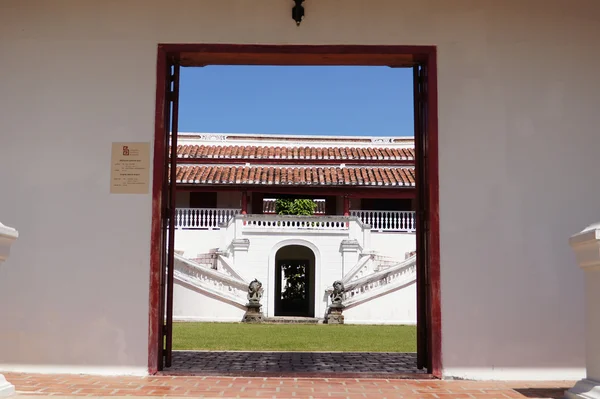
[173,322,416,352]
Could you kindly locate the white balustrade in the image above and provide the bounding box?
[372,254,398,270]
[173,254,248,306]
[243,215,350,230]
[342,252,412,284]
[350,210,416,232]
[176,208,240,230]
[342,255,416,307]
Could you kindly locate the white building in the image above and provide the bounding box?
[172,133,417,324]
[0,0,598,383]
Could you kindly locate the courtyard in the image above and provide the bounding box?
[168,323,421,377]
[3,2,600,396]
[172,323,417,352]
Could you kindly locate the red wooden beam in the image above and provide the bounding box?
[159,44,435,67]
[148,46,167,375]
[241,191,248,215]
[426,49,442,379]
[343,196,350,216]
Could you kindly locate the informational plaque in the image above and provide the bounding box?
[110,142,151,194]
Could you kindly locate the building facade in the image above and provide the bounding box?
[172,133,417,324]
[1,0,598,381]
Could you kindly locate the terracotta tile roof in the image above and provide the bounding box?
[176,165,415,187]
[177,145,415,161]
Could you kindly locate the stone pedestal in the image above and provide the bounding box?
[0,222,18,397]
[325,304,345,324]
[567,222,600,399]
[242,303,264,323]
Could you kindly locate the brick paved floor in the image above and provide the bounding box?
[166,351,427,377]
[5,372,574,398]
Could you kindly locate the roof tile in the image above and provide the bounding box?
[174,144,413,161]
[176,165,415,187]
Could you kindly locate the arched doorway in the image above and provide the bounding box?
[274,245,316,317]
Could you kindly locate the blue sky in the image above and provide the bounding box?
[179,66,414,137]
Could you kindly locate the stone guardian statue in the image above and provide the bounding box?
[326,280,346,324]
[242,278,264,323]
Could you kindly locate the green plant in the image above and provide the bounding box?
[275,198,316,216]
[281,261,307,301]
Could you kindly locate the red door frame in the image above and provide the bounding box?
[148,44,441,377]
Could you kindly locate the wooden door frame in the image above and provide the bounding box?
[148,44,441,377]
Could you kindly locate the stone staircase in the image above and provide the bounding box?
[174,249,416,320]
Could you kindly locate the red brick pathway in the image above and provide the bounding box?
[5,372,573,398]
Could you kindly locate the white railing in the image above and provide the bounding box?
[342,252,408,284]
[176,208,240,229]
[350,210,416,232]
[173,253,248,307]
[341,255,416,308]
[243,215,351,230]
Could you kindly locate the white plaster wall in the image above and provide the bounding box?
[173,280,246,322]
[369,233,415,260]
[175,229,415,263]
[174,230,223,258]
[172,228,416,323]
[344,281,416,325]
[239,232,345,319]
[0,0,598,379]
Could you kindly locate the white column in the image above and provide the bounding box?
[339,239,361,278]
[567,222,600,399]
[230,237,252,286]
[0,222,18,397]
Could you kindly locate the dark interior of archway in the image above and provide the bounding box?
[275,245,316,317]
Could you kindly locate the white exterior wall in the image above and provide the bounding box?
[174,230,224,258]
[173,281,246,322]
[0,0,598,380]
[174,229,416,262]
[369,233,416,260]
[172,229,417,323]
[238,232,343,319]
[344,281,416,325]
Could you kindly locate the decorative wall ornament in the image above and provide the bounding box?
[370,137,394,144]
[199,133,228,142]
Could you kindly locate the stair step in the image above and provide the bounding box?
[264,316,323,324]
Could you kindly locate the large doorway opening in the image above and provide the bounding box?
[274,245,316,318]
[149,45,439,378]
